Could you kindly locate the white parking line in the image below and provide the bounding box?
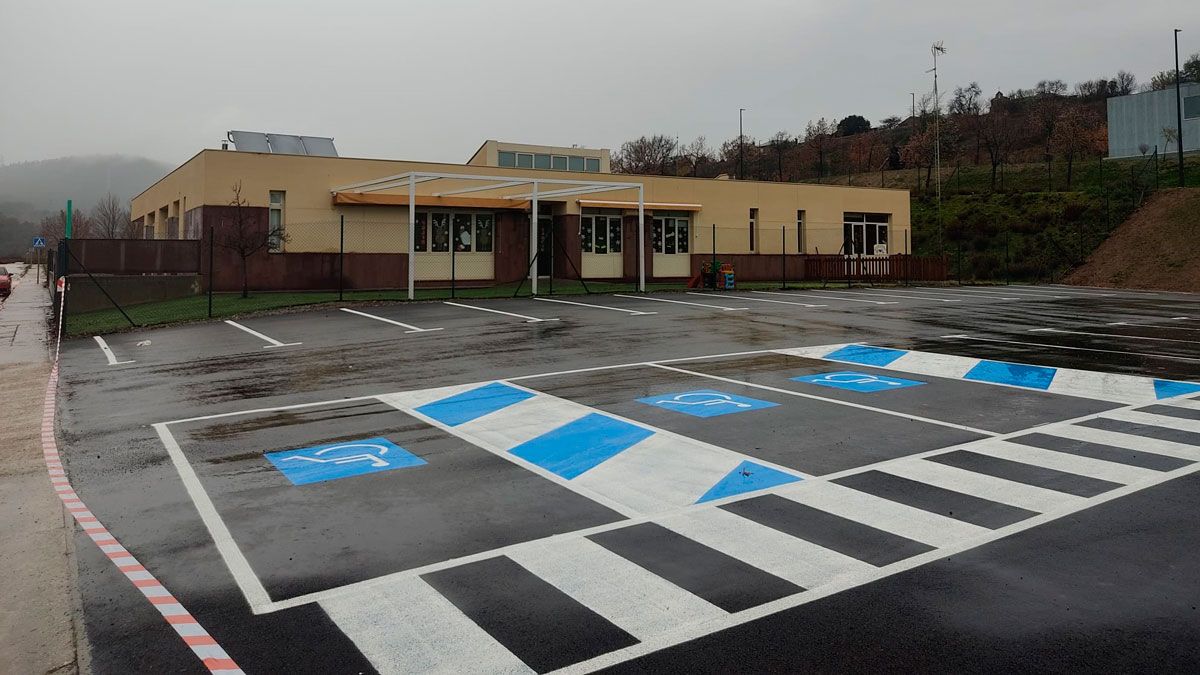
[444,301,559,323]
[837,288,962,303]
[753,290,897,305]
[1030,327,1200,344]
[940,334,1200,363]
[223,320,302,348]
[339,308,443,333]
[1106,320,1199,331]
[992,286,1106,297]
[92,335,134,365]
[932,287,1028,300]
[617,293,746,311]
[712,294,827,308]
[535,297,656,315]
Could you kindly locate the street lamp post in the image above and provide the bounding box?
[929,42,947,257]
[739,108,746,180]
[1175,29,1185,188]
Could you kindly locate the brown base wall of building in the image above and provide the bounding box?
[65,274,201,313]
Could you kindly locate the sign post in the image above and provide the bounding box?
[65,200,73,239]
[32,236,45,285]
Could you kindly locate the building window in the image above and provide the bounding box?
[843,212,890,255]
[414,211,495,253]
[1185,95,1200,120]
[552,155,568,170]
[569,156,586,172]
[652,213,690,254]
[268,190,285,252]
[749,208,758,252]
[414,212,428,251]
[797,210,806,252]
[516,153,534,168]
[498,151,516,167]
[581,211,621,254]
[585,157,601,172]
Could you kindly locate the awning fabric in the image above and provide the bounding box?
[333,192,530,209]
[577,199,702,211]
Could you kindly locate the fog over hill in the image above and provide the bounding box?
[0,155,171,256]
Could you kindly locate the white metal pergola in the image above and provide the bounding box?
[331,171,646,299]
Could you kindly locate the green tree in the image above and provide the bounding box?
[836,115,871,137]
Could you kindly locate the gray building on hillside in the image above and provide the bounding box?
[1107,83,1200,158]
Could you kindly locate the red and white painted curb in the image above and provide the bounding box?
[43,359,244,668]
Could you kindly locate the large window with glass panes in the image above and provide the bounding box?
[652,212,691,254]
[580,210,622,255]
[413,211,495,253]
[842,212,889,255]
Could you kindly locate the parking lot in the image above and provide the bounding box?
[54,284,1200,673]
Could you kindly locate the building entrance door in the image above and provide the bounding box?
[537,214,553,277]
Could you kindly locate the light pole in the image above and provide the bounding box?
[739,108,746,180]
[929,41,947,256]
[910,93,916,127]
[1175,29,1185,188]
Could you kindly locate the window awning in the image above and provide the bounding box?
[333,192,529,209]
[577,199,702,212]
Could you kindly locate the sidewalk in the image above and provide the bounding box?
[0,263,82,674]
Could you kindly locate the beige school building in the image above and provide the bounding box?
[131,138,911,294]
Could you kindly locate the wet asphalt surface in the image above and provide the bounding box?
[53,284,1200,673]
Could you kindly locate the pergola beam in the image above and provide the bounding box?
[504,184,635,200]
[432,180,528,197]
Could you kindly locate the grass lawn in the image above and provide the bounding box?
[64,278,844,336]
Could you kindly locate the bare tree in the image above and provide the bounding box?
[1052,108,1101,189]
[217,181,288,298]
[979,111,1021,190]
[949,82,983,164]
[767,131,794,181]
[611,135,679,174]
[1114,70,1137,96]
[39,208,91,245]
[679,136,715,177]
[803,118,835,181]
[901,129,935,193]
[90,193,134,238]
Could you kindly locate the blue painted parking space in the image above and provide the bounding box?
[964,360,1057,390]
[509,412,654,479]
[637,389,780,418]
[695,460,802,503]
[415,381,535,426]
[265,437,426,485]
[823,344,907,367]
[792,371,925,393]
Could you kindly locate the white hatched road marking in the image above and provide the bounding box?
[508,537,726,641]
[339,307,443,333]
[444,301,559,323]
[535,296,656,316]
[965,439,1160,485]
[879,458,1087,513]
[222,320,301,348]
[617,293,747,311]
[322,577,534,675]
[753,290,897,305]
[1044,424,1200,462]
[1101,408,1200,434]
[92,335,134,365]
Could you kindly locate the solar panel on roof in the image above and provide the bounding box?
[228,130,271,153]
[300,136,338,157]
[266,134,307,155]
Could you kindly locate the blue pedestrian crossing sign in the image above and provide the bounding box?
[265,437,426,485]
[792,371,925,393]
[32,237,46,248]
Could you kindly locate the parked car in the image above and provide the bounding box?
[0,266,12,297]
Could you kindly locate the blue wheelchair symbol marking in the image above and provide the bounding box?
[792,371,925,393]
[637,389,779,418]
[265,437,426,485]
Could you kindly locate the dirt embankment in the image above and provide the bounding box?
[1065,188,1200,292]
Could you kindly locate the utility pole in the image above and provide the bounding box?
[739,108,746,180]
[1175,29,1185,187]
[929,42,947,257]
[65,199,73,239]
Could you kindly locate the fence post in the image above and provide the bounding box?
[549,216,555,296]
[207,225,214,318]
[957,241,963,285]
[904,230,910,286]
[781,226,787,289]
[711,224,717,290]
[1004,226,1010,286]
[451,229,457,300]
[338,215,345,302]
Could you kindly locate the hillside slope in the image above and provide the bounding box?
[1065,188,1200,292]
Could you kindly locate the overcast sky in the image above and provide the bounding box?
[1,0,1198,166]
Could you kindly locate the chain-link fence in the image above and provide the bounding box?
[54,212,950,336]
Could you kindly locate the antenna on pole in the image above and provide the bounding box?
[930,41,947,257]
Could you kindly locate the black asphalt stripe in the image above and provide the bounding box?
[926,450,1122,498]
[1008,432,1193,472]
[1078,417,1200,447]
[720,494,934,566]
[833,470,1038,529]
[588,522,803,612]
[1135,404,1200,422]
[421,556,638,673]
